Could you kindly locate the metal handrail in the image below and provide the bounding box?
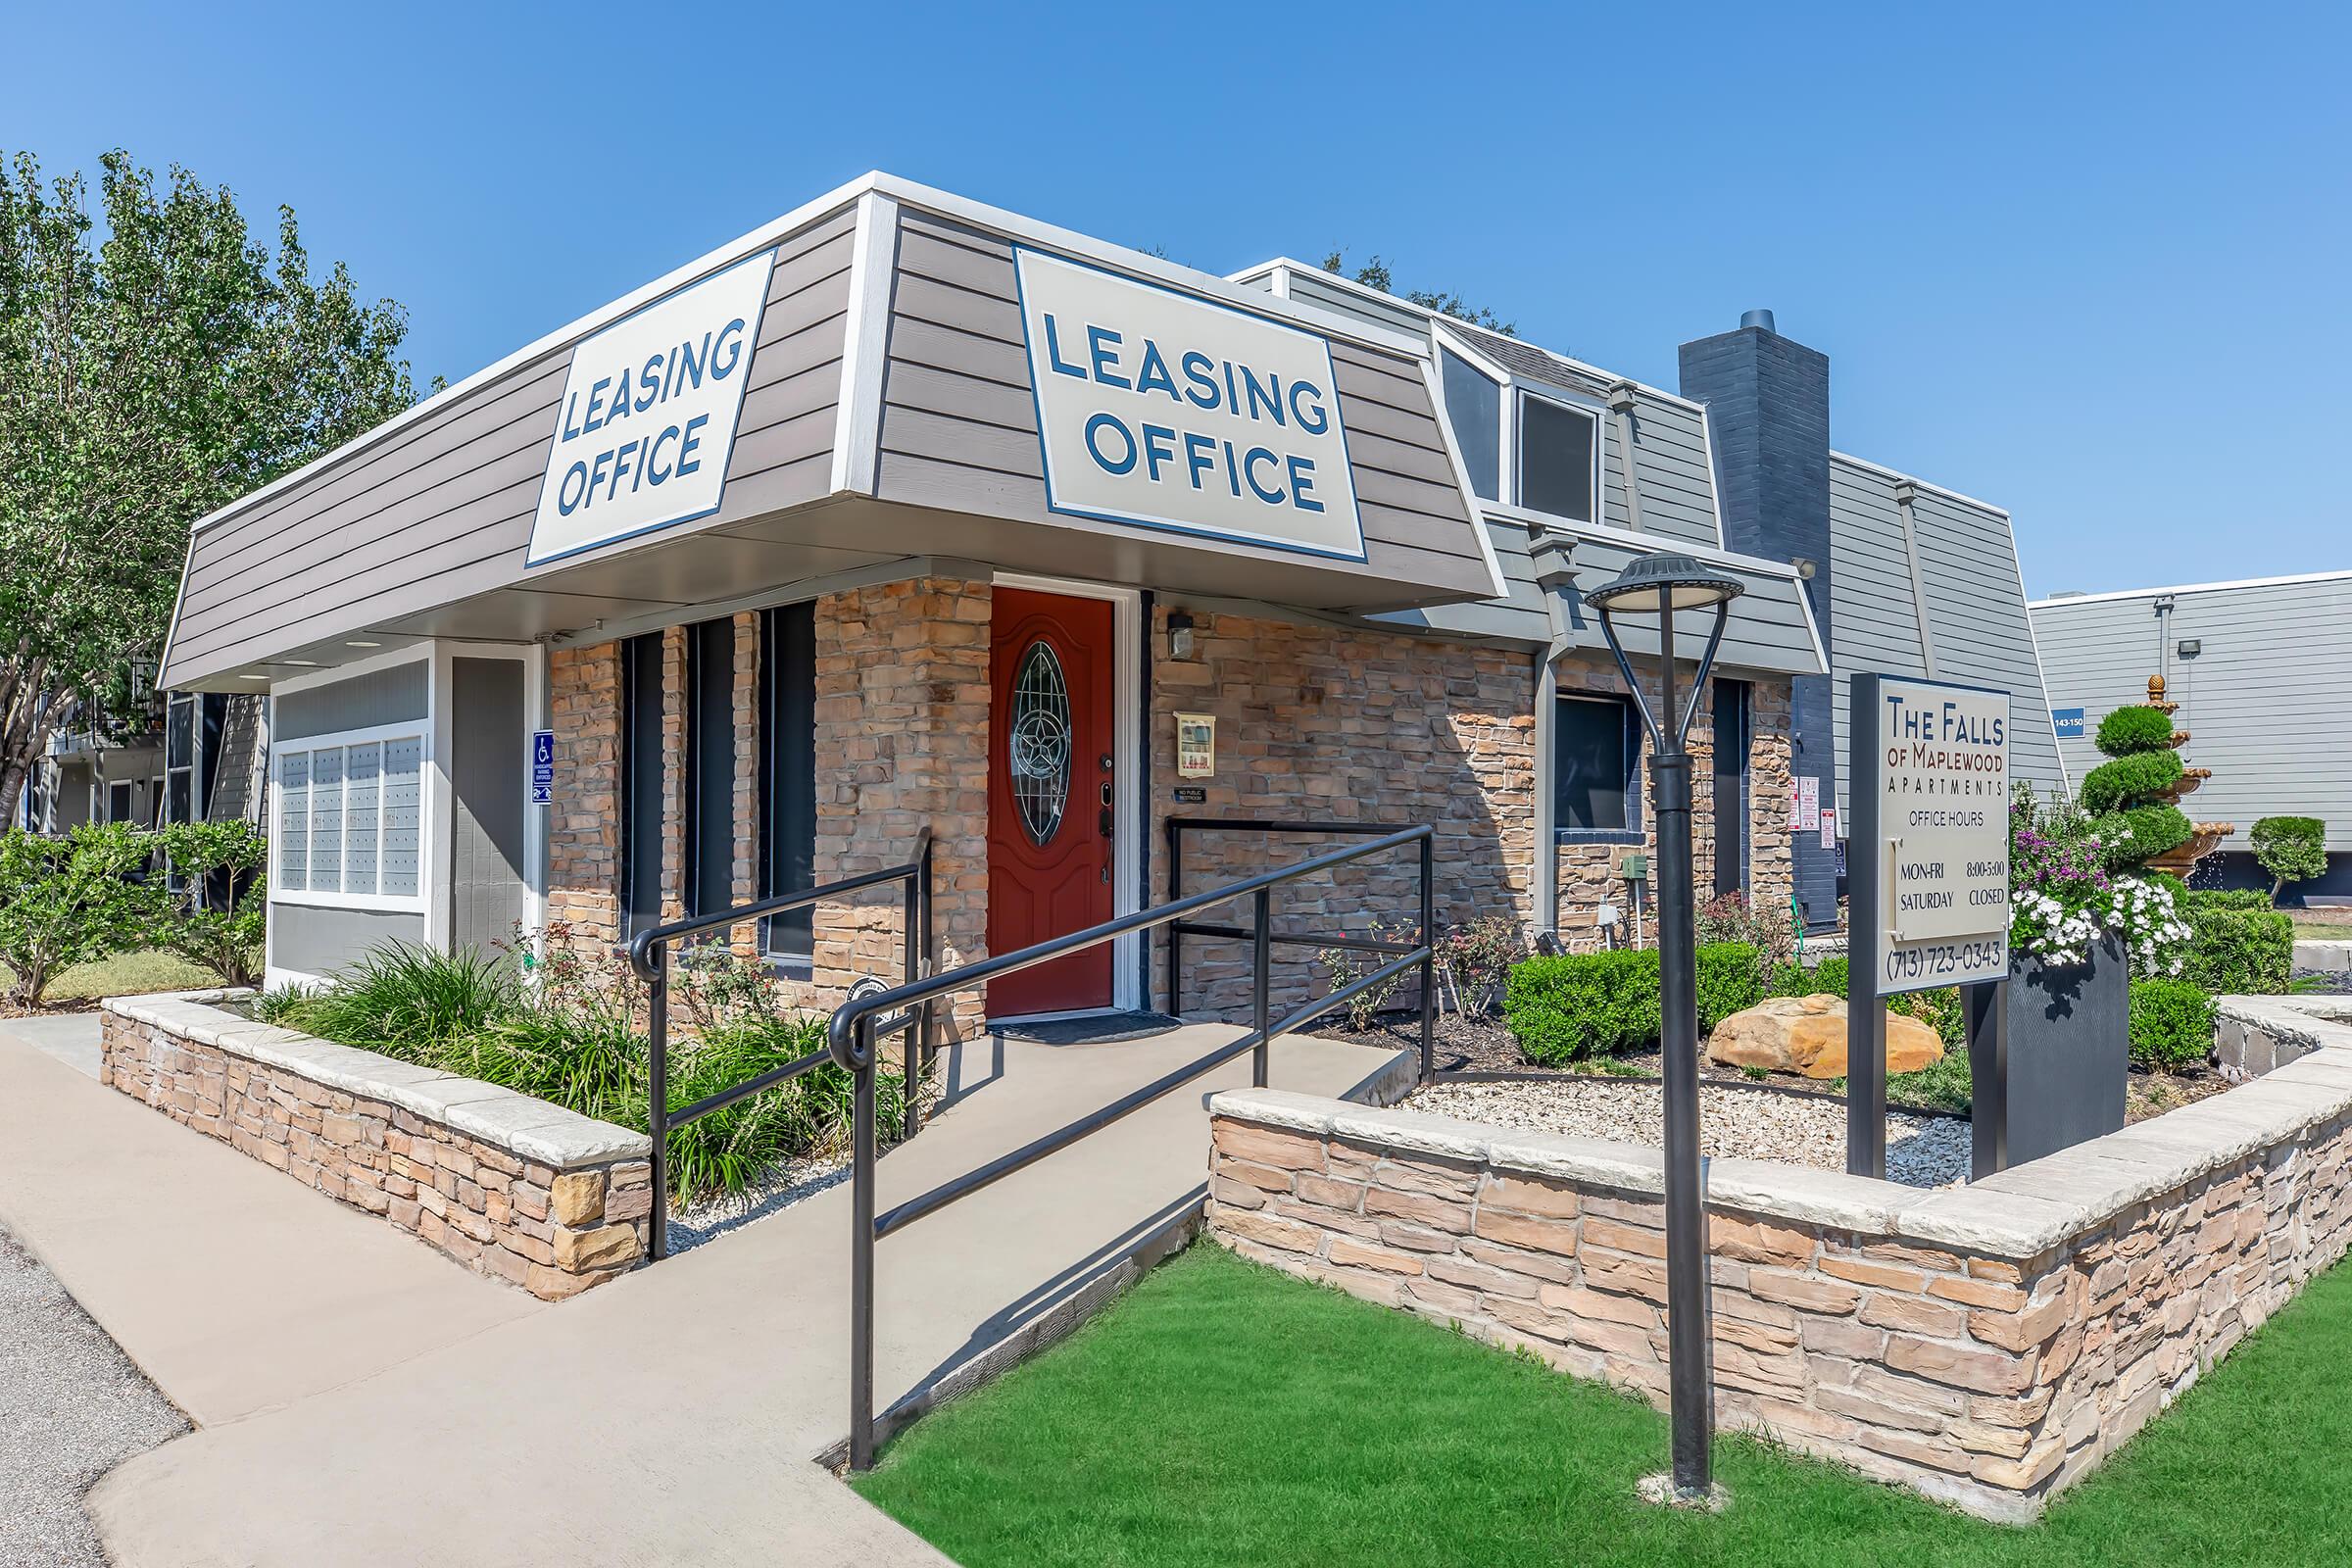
[1162,816,1417,1020]
[830,822,1436,1470]
[627,829,932,1260]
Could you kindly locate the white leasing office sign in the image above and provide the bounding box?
[1864,674,2012,994]
[525,249,775,566]
[1013,248,1365,561]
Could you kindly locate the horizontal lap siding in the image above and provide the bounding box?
[1828,460,2064,813]
[164,210,857,684]
[878,214,1490,594]
[2032,579,2352,847]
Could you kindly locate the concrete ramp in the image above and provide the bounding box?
[81,1023,1407,1567]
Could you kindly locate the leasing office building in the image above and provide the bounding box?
[156,173,2059,1028]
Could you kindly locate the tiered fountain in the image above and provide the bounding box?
[2132,674,2235,874]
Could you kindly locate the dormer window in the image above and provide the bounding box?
[1516,390,1598,524]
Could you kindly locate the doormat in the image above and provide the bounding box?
[993,1011,1185,1046]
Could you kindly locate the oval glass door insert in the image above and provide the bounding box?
[1009,640,1072,844]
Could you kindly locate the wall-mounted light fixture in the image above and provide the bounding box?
[1166,610,1197,662]
[2177,638,2202,659]
[1790,557,1818,581]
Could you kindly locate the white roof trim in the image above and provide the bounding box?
[189,174,1435,540]
[1829,450,2012,518]
[2027,568,2352,609]
[1234,255,1710,415]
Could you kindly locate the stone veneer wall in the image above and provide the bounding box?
[1149,605,1795,1014]
[102,992,655,1302]
[546,581,989,1038]
[811,578,991,1039]
[1206,1010,2352,1522]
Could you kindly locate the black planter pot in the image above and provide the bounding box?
[1969,933,2129,1176]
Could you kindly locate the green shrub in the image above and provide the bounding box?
[2180,905,2293,995]
[153,819,268,987]
[1696,943,1764,1031]
[2251,816,2327,901]
[2096,704,2177,756]
[2186,888,2273,911]
[1768,954,1848,999]
[2092,804,2193,870]
[2080,749,2184,815]
[0,823,168,1007]
[1504,944,1757,1064]
[2130,979,2217,1071]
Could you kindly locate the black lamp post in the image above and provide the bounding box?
[1584,551,1743,1503]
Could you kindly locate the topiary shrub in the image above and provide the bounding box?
[2080,749,2184,815]
[2250,816,2327,903]
[1503,943,1757,1064]
[2179,904,2293,995]
[2092,803,2194,871]
[2095,705,2177,755]
[2129,979,2217,1071]
[2186,888,2273,911]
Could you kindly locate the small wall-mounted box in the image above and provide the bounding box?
[1615,850,1648,882]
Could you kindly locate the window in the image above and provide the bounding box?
[760,603,817,964]
[1554,693,1640,838]
[165,692,196,826]
[1517,391,1598,523]
[272,729,423,906]
[619,632,665,939]
[107,781,133,823]
[1713,681,1751,897]
[1440,348,1501,502]
[685,618,736,919]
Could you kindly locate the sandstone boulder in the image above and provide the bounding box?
[1706,995,1944,1079]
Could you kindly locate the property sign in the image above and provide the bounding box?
[525,249,775,566]
[2051,707,2085,739]
[1862,675,2011,995]
[1014,247,1364,562]
[529,729,555,807]
[1796,775,1820,832]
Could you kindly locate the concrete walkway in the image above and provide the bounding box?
[0,1020,544,1426]
[7,1012,1401,1566]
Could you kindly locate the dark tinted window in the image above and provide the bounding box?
[1555,694,1633,832]
[1441,349,1501,502]
[1519,394,1596,522]
[1713,680,1750,895]
[760,603,817,961]
[686,618,736,920]
[619,633,665,938]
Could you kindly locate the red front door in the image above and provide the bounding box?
[987,588,1116,1016]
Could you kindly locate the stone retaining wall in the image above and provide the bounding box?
[1206,1007,2352,1522]
[102,991,656,1301]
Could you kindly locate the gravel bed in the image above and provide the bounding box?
[1411,1077,1973,1189]
[664,1152,854,1253]
[0,1225,189,1568]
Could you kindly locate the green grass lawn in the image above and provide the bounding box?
[854,1244,2352,1567]
[2290,911,2352,942]
[5,949,220,1008]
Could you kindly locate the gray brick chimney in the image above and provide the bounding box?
[1678,316,1838,929]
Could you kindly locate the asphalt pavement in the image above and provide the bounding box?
[0,1224,187,1568]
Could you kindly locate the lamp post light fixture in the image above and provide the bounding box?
[1583,551,1743,1504]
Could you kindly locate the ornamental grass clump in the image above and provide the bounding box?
[260,936,901,1204]
[2009,785,2189,977]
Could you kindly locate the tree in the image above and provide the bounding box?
[2250,816,2327,904]
[1321,249,1517,337]
[0,149,421,820]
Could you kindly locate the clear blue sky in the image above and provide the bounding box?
[13,1,2346,596]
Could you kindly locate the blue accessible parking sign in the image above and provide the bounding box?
[530,729,555,805]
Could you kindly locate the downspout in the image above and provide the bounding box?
[1606,382,1647,536]
[1891,480,1939,678]
[1529,528,1576,941]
